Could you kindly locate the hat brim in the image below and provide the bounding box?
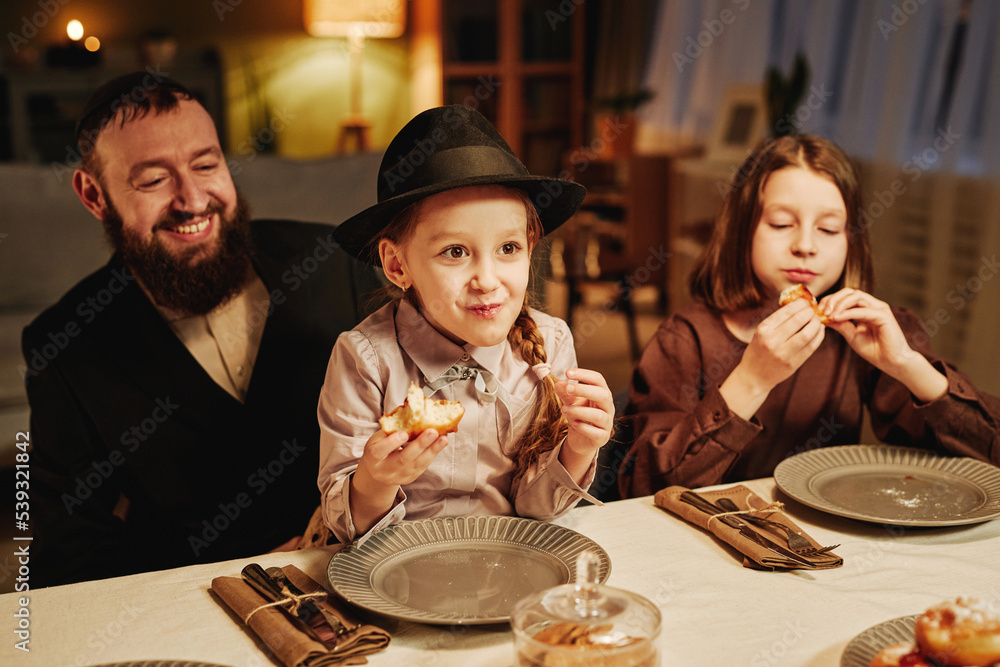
[334,175,586,264]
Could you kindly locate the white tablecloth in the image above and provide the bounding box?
[3,477,999,666]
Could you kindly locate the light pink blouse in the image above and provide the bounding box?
[317,299,599,543]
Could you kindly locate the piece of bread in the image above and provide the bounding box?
[779,284,829,323]
[379,382,465,440]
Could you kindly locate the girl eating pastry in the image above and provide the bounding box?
[318,105,615,542]
[620,134,1000,496]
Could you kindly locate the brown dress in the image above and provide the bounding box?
[619,303,1000,497]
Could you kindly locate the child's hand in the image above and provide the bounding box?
[349,428,449,534]
[355,428,449,489]
[820,288,948,402]
[820,288,917,375]
[555,368,615,482]
[743,298,826,390]
[719,299,825,421]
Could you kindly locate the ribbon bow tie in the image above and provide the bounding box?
[424,363,511,407]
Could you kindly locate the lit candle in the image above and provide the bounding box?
[67,20,84,41]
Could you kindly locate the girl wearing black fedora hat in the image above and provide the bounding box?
[316,106,615,542]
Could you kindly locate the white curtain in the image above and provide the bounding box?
[640,0,999,177]
[944,0,1000,175]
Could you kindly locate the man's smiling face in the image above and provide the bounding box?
[90,98,238,264]
[81,98,254,315]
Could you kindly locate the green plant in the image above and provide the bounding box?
[765,53,809,137]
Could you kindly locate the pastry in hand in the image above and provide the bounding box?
[379,382,465,440]
[779,283,829,323]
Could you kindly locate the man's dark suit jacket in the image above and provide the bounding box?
[22,220,383,587]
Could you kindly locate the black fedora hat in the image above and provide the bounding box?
[333,104,586,263]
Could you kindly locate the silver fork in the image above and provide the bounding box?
[265,566,348,641]
[715,498,839,557]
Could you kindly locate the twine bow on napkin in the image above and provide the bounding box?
[211,564,390,666]
[654,484,843,571]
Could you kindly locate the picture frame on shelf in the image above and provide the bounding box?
[705,83,768,164]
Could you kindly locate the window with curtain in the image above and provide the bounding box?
[640,0,996,176]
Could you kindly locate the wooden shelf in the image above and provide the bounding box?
[581,190,629,208]
[438,0,584,176]
[442,63,502,77]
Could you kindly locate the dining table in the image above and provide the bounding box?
[3,476,999,667]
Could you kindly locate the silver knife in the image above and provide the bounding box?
[266,566,347,639]
[240,563,326,642]
[679,491,819,568]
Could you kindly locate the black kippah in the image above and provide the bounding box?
[74,70,193,140]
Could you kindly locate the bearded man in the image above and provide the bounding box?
[22,73,381,586]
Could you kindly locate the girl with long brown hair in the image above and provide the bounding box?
[317,106,614,542]
[620,134,999,497]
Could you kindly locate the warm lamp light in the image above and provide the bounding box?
[304,0,406,39]
[66,20,84,41]
[304,0,406,151]
[84,36,100,52]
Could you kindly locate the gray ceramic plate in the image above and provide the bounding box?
[840,615,917,667]
[774,445,1000,526]
[327,515,611,625]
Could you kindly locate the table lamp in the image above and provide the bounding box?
[304,0,406,152]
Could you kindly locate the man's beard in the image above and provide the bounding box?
[102,193,255,316]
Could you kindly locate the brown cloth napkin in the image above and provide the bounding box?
[654,484,843,571]
[211,564,390,666]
